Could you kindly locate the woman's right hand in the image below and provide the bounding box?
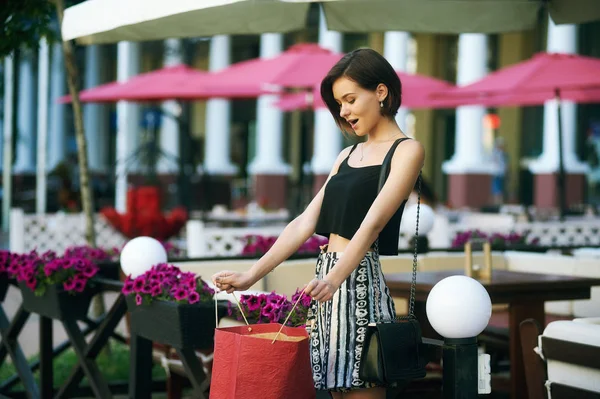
[211,270,256,294]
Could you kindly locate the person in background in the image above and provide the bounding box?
[491,136,508,205]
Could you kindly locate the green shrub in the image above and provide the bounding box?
[0,341,166,389]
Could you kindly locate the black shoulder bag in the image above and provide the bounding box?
[358,138,427,384]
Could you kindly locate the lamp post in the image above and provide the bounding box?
[120,236,168,277]
[426,275,492,398]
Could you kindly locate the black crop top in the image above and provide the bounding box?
[315,138,409,255]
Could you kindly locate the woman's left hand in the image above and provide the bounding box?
[305,278,339,302]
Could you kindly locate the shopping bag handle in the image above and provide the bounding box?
[214,291,251,329]
[272,287,307,343]
[214,288,308,343]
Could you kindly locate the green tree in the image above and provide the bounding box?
[1,0,96,248]
[2,0,103,319]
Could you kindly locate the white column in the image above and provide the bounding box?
[311,7,343,175]
[84,45,109,173]
[3,55,15,232]
[115,42,140,212]
[204,35,237,175]
[443,34,496,174]
[36,38,50,214]
[248,33,291,176]
[48,42,67,171]
[529,20,588,174]
[384,31,410,131]
[14,49,36,173]
[157,38,182,173]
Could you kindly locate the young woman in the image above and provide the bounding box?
[212,48,424,399]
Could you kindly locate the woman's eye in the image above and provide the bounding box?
[348,99,355,104]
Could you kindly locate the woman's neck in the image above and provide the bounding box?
[365,117,404,143]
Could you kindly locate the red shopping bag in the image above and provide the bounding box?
[209,323,316,399]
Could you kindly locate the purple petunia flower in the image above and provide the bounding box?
[172,288,188,301]
[132,277,146,293]
[245,295,263,312]
[72,279,86,293]
[63,278,76,291]
[150,284,162,297]
[188,291,200,304]
[122,279,135,295]
[135,293,143,305]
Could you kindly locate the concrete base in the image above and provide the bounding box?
[447,174,493,208]
[253,174,288,210]
[312,174,329,197]
[534,173,586,209]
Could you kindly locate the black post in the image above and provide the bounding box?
[129,334,153,399]
[555,89,567,221]
[39,316,53,398]
[443,337,478,399]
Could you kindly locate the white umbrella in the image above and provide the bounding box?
[61,0,311,44]
[62,0,585,44]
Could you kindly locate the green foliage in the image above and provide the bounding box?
[0,341,167,390]
[0,0,57,58]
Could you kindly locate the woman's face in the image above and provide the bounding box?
[332,76,386,137]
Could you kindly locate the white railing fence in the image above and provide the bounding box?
[9,208,600,257]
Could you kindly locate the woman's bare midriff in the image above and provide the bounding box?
[326,233,375,253]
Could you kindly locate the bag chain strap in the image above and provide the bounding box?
[407,171,421,319]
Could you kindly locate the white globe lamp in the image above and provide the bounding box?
[426,275,492,339]
[120,236,168,278]
[427,275,492,397]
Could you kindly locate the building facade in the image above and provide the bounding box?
[2,9,599,216]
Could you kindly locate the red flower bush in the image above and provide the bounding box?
[122,263,214,306]
[101,186,188,241]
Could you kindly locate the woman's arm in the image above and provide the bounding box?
[307,140,424,301]
[213,146,354,293]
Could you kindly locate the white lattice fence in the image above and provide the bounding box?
[186,220,414,257]
[10,208,128,254]
[186,221,287,257]
[446,218,600,247]
[513,221,600,247]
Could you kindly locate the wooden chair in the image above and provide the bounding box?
[520,318,600,399]
[519,319,547,399]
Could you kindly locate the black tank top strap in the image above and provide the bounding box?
[348,143,359,156]
[385,137,411,159]
[377,137,412,190]
[342,143,359,165]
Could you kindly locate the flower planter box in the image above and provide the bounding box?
[126,297,227,349]
[18,282,94,321]
[0,279,9,302]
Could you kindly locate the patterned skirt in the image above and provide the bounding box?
[307,250,396,392]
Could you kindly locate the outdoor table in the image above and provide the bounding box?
[385,269,600,399]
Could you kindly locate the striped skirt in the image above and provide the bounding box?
[307,250,396,392]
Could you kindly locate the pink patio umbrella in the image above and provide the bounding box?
[59,64,272,103]
[432,52,600,218]
[208,43,344,91]
[275,71,459,111]
[432,52,600,106]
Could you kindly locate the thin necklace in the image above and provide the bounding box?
[360,133,403,161]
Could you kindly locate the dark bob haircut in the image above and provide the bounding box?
[320,48,402,134]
